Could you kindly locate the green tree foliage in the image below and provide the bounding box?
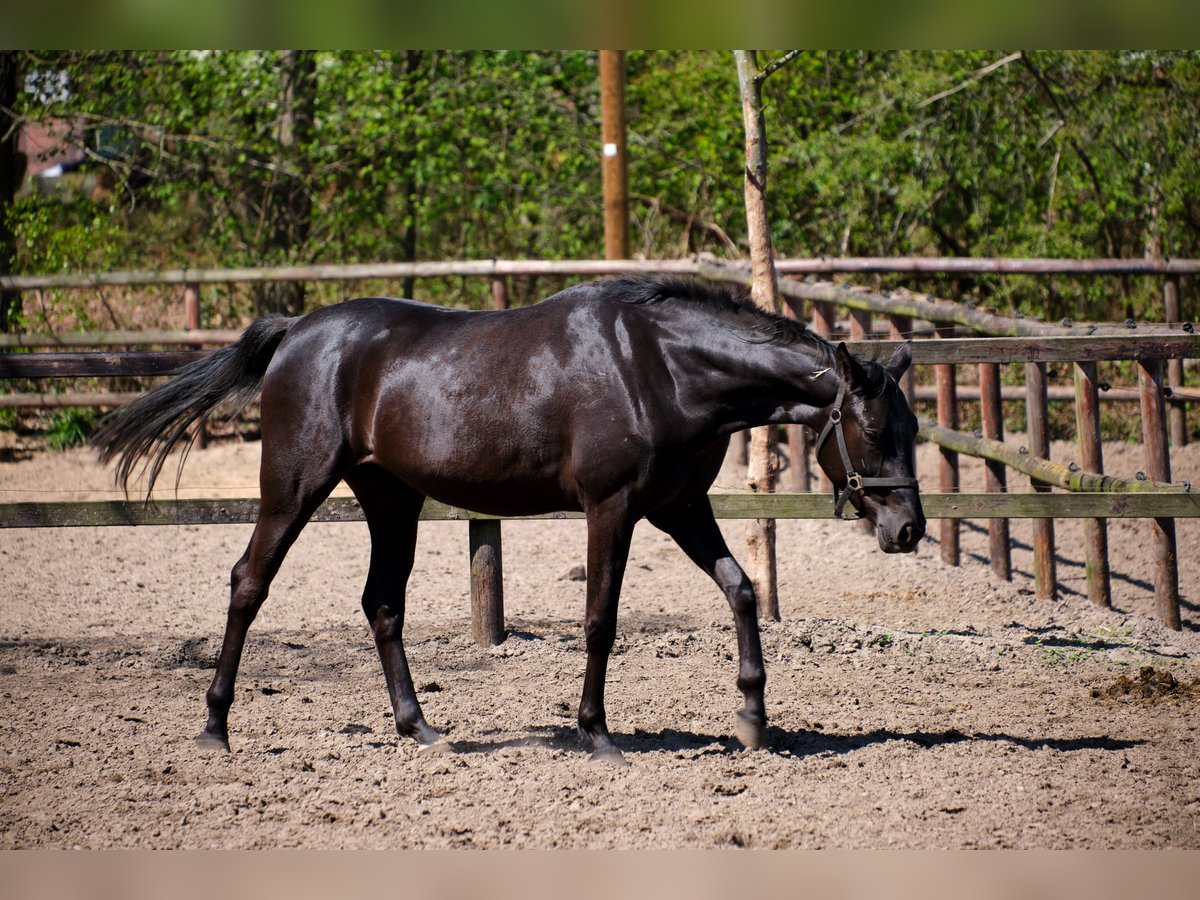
[7,51,1200,322]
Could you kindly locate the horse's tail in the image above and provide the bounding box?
[92,315,298,496]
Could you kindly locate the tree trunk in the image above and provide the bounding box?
[735,51,782,621]
[0,52,22,331]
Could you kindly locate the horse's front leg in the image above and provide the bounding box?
[649,497,768,749]
[578,493,638,764]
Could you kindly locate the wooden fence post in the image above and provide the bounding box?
[1074,360,1111,607]
[1164,276,1186,447]
[491,276,509,310]
[849,308,871,341]
[469,519,506,645]
[935,321,960,566]
[1025,361,1057,599]
[980,362,1010,579]
[1139,358,1181,630]
[812,300,836,494]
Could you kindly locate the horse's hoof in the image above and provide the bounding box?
[417,739,452,756]
[195,731,230,753]
[734,711,767,750]
[589,746,630,767]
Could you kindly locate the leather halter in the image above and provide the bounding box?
[813,378,920,520]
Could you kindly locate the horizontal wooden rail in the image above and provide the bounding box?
[2,256,1197,292]
[4,333,1196,381]
[873,334,1200,365]
[917,418,1187,493]
[2,491,1197,529]
[0,351,205,378]
[0,329,242,349]
[0,392,142,408]
[6,385,1199,412]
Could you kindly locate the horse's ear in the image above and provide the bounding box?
[835,342,867,387]
[884,340,912,380]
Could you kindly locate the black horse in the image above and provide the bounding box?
[93,276,924,762]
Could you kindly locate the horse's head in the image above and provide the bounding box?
[813,342,925,553]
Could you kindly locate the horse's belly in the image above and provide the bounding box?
[367,436,581,517]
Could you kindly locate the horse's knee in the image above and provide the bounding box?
[583,616,616,654]
[725,575,757,619]
[370,604,402,641]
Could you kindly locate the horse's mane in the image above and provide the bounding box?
[608,275,816,348]
[609,274,891,397]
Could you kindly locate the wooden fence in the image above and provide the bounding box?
[1,257,1196,636]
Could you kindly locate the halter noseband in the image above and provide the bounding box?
[813,378,920,520]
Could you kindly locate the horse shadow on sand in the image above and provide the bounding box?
[432,724,1143,761]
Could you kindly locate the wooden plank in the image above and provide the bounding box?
[0,259,704,291]
[0,329,242,349]
[1140,359,1181,630]
[0,392,140,408]
[1075,361,1111,608]
[917,419,1184,493]
[1026,362,1057,600]
[7,383,1194,411]
[0,350,209,378]
[852,334,1200,365]
[6,491,1195,530]
[6,256,1199,294]
[3,334,1195,383]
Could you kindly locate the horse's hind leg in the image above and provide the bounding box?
[343,464,443,749]
[197,456,346,751]
[648,497,768,750]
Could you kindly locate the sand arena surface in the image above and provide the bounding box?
[1,435,1198,848]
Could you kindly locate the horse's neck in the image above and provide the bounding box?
[686,333,840,434]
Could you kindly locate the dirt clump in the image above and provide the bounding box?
[1093,666,1189,701]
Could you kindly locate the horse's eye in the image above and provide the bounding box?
[863,429,880,443]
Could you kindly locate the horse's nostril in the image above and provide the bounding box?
[898,524,914,546]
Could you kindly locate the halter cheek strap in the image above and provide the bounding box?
[813,379,920,520]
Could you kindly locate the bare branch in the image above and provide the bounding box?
[915,51,1022,109]
[760,50,801,82]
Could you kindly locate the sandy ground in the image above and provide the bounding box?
[0,432,1198,849]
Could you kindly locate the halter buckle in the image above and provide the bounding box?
[845,472,863,492]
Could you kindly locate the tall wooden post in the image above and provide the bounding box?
[849,308,871,341]
[735,50,786,622]
[1025,362,1057,599]
[1074,361,1111,608]
[980,362,1010,580]
[470,519,506,646]
[491,276,509,310]
[935,322,960,566]
[1164,276,1186,447]
[599,50,628,261]
[1139,358,1181,630]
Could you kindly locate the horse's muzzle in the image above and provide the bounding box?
[877,514,925,553]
